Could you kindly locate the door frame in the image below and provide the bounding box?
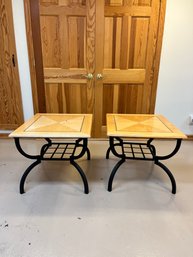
[24,0,166,122]
[24,0,46,113]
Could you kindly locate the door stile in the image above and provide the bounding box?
[86,0,95,115]
[149,0,166,113]
[141,0,160,113]
[94,0,104,137]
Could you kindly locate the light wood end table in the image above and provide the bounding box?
[9,113,92,194]
[106,114,187,194]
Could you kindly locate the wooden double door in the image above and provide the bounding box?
[29,0,165,137]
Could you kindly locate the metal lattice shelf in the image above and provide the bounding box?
[42,143,78,160]
[122,142,154,160]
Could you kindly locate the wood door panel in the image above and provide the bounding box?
[129,17,149,68]
[40,15,60,67]
[41,0,86,6]
[117,84,143,113]
[0,0,23,130]
[40,15,86,69]
[105,0,152,6]
[45,83,88,113]
[103,69,145,83]
[102,84,143,125]
[133,0,152,6]
[40,0,58,5]
[104,16,149,69]
[45,83,65,112]
[68,16,86,68]
[105,0,123,6]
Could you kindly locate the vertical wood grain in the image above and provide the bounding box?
[28,0,46,112]
[141,0,160,113]
[128,17,149,68]
[104,17,113,68]
[40,15,61,67]
[24,0,39,113]
[149,0,166,113]
[68,17,78,68]
[95,0,104,136]
[60,15,69,68]
[114,17,122,68]
[86,0,95,114]
[120,16,131,69]
[0,0,24,129]
[132,0,152,6]
[38,0,94,119]
[26,0,166,137]
[45,83,64,113]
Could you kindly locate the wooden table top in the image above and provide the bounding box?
[9,113,93,138]
[107,114,187,139]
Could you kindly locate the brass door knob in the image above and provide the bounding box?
[96,73,103,80]
[83,73,93,80]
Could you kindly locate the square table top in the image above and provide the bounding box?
[107,114,187,139]
[9,113,93,138]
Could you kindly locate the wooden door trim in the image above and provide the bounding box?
[24,0,46,113]
[150,0,167,113]
[94,0,104,137]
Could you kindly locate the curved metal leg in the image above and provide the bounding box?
[106,147,111,159]
[108,158,125,192]
[155,160,176,194]
[20,159,41,194]
[70,159,89,194]
[86,148,91,160]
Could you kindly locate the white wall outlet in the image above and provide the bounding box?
[189,114,193,125]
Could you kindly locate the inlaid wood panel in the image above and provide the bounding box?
[107,114,187,139]
[10,113,93,138]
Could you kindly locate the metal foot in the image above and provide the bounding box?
[20,159,41,194]
[70,159,89,194]
[106,147,111,159]
[108,158,125,192]
[155,160,176,194]
[86,148,91,160]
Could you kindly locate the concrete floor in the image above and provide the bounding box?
[0,138,193,257]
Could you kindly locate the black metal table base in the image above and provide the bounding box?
[106,137,182,194]
[14,138,90,194]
